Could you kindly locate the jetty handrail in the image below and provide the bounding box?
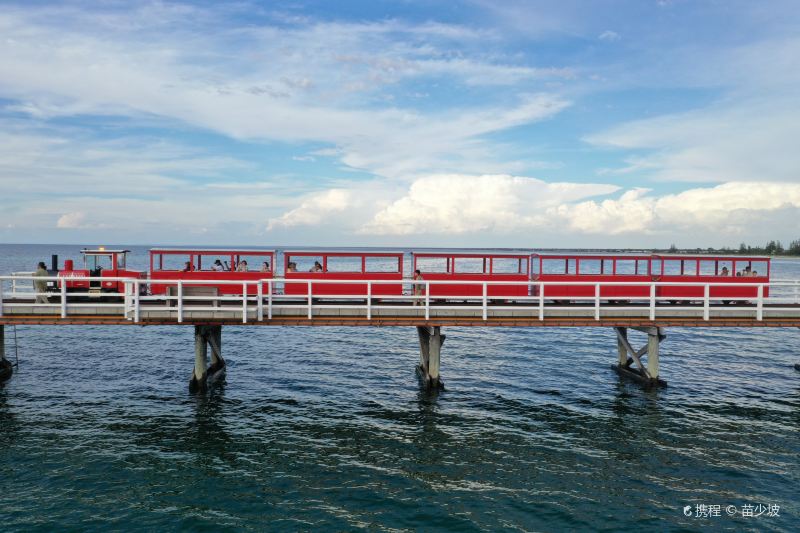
[2,274,799,324]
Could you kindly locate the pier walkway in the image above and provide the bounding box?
[2,275,799,390]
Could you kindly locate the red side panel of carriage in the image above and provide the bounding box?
[282,251,404,296]
[412,252,531,297]
[532,254,653,299]
[149,249,275,296]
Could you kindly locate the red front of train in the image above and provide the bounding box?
[58,248,146,292]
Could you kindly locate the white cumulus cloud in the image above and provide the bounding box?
[360,174,619,235]
[550,182,800,234]
[267,189,354,231]
[56,211,87,228]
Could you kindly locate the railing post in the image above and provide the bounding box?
[307,281,312,320]
[649,283,656,321]
[134,280,140,324]
[177,281,183,323]
[703,284,710,321]
[60,279,67,318]
[757,284,764,321]
[425,282,430,321]
[257,282,263,321]
[482,282,487,321]
[267,280,273,320]
[124,280,131,320]
[539,282,544,321]
[594,283,600,320]
[242,282,248,324]
[367,281,372,320]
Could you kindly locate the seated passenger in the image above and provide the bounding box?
[310,261,323,272]
[212,259,224,271]
[752,270,758,277]
[260,261,271,272]
[237,260,249,272]
[720,266,729,276]
[182,261,194,272]
[287,262,297,273]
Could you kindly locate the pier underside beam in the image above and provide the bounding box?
[0,325,12,384]
[189,325,226,392]
[417,326,445,390]
[612,326,667,388]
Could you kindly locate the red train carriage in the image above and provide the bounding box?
[283,251,404,297]
[149,248,275,296]
[652,255,770,299]
[532,254,653,299]
[532,254,770,301]
[59,248,145,292]
[412,252,531,297]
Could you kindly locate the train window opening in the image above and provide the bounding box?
[541,258,570,275]
[578,259,601,275]
[662,260,676,275]
[151,254,189,271]
[531,258,540,276]
[615,260,637,275]
[85,255,113,271]
[716,260,733,276]
[637,259,649,275]
[492,257,528,275]
[454,257,486,274]
[416,257,449,273]
[289,255,323,273]
[116,254,126,269]
[200,254,231,271]
[365,256,401,273]
[326,256,361,273]
[602,259,614,274]
[232,255,268,272]
[699,260,718,276]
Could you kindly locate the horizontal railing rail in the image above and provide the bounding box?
[1,274,799,324]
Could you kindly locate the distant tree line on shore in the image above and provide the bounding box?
[663,239,800,256]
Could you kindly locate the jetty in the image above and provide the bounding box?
[2,273,799,391]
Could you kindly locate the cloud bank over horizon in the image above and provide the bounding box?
[1,1,798,248]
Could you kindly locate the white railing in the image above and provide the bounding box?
[1,275,799,324]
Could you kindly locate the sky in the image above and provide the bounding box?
[1,0,799,248]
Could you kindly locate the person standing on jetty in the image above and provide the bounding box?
[34,261,49,304]
[413,269,424,306]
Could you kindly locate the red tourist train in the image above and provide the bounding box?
[51,247,772,302]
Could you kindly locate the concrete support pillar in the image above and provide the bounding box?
[0,325,12,383]
[616,326,629,366]
[189,325,225,392]
[416,326,444,390]
[647,332,660,380]
[612,326,666,388]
